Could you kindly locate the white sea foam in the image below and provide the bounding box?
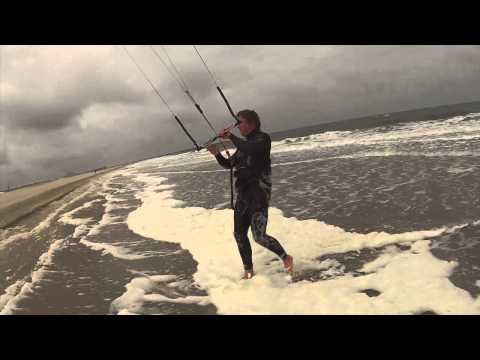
[110,274,211,314]
[0,232,32,251]
[270,113,480,154]
[61,170,162,263]
[124,170,480,314]
[0,239,65,315]
[79,239,148,260]
[0,180,110,313]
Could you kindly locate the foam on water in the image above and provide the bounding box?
[42,171,145,261]
[0,232,32,251]
[0,170,150,314]
[79,239,149,261]
[69,171,151,261]
[0,239,65,315]
[271,150,480,169]
[110,274,210,314]
[59,208,97,239]
[447,167,475,175]
[270,113,480,154]
[0,179,112,313]
[125,170,480,314]
[4,112,478,314]
[33,184,99,233]
[0,281,25,312]
[53,170,177,264]
[122,112,480,177]
[127,149,213,171]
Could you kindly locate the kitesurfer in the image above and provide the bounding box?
[208,110,293,280]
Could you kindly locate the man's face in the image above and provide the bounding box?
[238,116,256,136]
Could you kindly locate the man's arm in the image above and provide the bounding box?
[208,144,236,169]
[228,133,269,155]
[214,152,234,169]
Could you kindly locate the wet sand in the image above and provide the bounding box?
[0,167,122,229]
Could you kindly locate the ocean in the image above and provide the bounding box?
[1,107,480,314]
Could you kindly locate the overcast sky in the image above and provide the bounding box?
[1,45,480,190]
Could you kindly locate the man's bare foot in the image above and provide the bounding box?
[242,270,255,280]
[283,255,294,273]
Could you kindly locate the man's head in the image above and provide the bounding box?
[237,109,261,137]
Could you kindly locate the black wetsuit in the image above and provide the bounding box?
[215,129,288,271]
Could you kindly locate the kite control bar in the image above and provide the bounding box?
[198,122,239,150]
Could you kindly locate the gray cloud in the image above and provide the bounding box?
[249,45,480,131]
[4,65,146,132]
[2,45,480,190]
[0,152,7,166]
[5,102,82,131]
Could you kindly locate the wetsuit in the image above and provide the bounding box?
[215,129,288,271]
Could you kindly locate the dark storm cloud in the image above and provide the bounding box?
[244,45,480,131]
[4,65,147,132]
[1,109,190,190]
[0,151,7,166]
[5,103,82,131]
[2,45,480,190]
[174,45,480,131]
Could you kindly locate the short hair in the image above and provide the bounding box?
[237,109,261,130]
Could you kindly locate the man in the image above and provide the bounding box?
[207,109,293,280]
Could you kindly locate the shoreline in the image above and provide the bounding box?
[0,166,123,229]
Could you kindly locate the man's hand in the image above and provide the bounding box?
[218,124,235,139]
[218,129,231,139]
[207,144,220,156]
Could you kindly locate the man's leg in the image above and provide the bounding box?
[250,207,289,261]
[233,199,253,271]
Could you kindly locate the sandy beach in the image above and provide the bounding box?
[0,167,122,229]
